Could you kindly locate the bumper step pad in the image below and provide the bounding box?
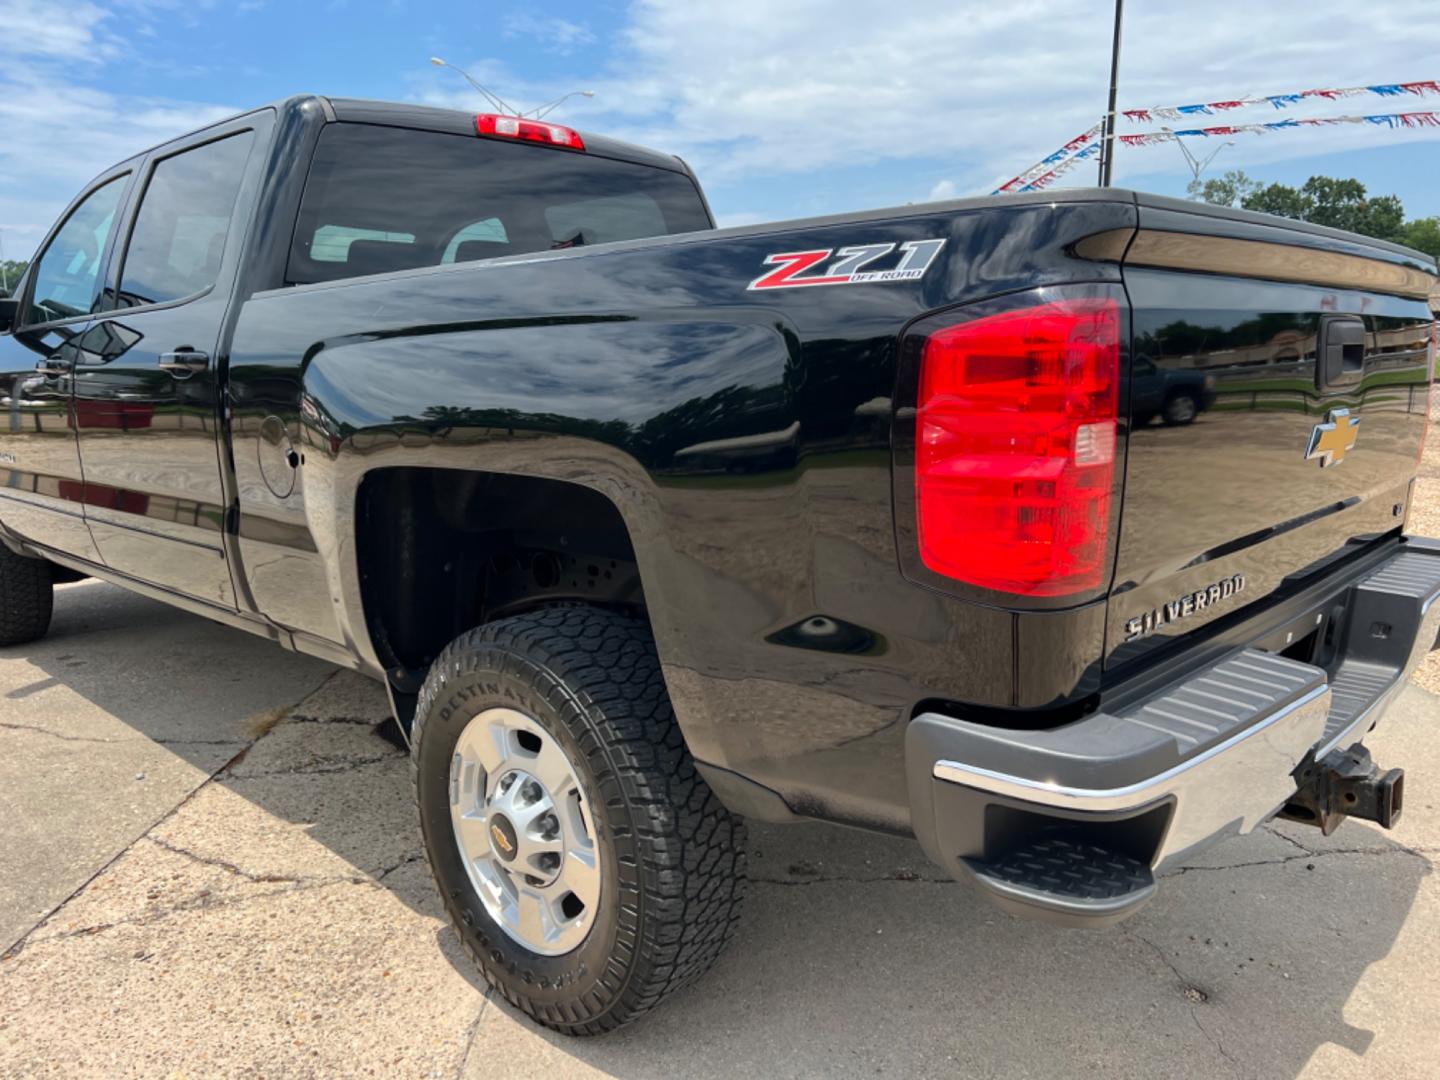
[1320,550,1440,752]
[965,834,1156,928]
[910,539,1440,930]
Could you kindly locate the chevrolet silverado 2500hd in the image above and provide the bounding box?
[0,96,1436,1035]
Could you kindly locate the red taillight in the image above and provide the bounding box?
[916,297,1121,597]
[475,113,585,151]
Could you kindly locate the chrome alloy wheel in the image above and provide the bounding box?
[448,707,601,956]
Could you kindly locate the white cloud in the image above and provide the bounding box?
[502,13,595,54]
[8,0,1440,246]
[0,0,235,254]
[0,0,116,61]
[417,0,1440,211]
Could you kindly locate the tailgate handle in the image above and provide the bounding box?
[1318,316,1366,390]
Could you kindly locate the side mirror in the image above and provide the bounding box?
[0,297,18,334]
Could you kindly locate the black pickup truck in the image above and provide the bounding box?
[1,96,1437,1034]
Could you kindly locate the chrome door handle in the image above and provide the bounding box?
[35,357,70,378]
[158,349,209,376]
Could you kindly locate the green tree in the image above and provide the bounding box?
[1240,181,1313,222]
[1398,217,1440,259]
[1186,170,1261,208]
[1239,176,1406,243]
[0,260,26,296]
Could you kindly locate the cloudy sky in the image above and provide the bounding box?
[3,0,1439,257]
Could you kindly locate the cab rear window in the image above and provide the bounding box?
[287,123,710,285]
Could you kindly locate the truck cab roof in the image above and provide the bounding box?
[319,95,691,175]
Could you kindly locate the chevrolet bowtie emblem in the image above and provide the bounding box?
[1306,408,1361,468]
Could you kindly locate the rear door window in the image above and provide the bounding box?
[545,193,667,248]
[24,174,128,325]
[287,124,711,285]
[114,131,255,308]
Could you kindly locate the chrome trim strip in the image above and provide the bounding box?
[932,684,1331,813]
[1125,229,1437,300]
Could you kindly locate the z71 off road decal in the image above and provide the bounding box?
[747,239,946,290]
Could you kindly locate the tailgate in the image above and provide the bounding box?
[1106,197,1436,666]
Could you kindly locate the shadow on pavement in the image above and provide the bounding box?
[7,580,1434,1078]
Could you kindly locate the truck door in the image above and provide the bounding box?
[0,170,131,564]
[72,124,261,607]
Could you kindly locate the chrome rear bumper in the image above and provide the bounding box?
[908,538,1440,926]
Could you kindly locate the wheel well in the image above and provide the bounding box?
[355,468,646,698]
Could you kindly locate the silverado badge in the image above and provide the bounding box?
[1305,408,1360,468]
[1124,574,1247,642]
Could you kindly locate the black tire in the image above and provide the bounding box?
[1162,392,1199,426]
[411,606,747,1035]
[0,547,53,646]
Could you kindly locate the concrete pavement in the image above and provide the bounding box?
[1,581,1439,1077]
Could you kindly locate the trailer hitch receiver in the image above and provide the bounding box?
[1279,745,1404,836]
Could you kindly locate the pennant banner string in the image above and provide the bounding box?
[993,121,1103,194]
[1116,110,1440,147]
[1122,80,1440,124]
[992,84,1440,195]
[1012,143,1103,193]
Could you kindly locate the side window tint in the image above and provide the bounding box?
[26,175,127,325]
[116,132,255,308]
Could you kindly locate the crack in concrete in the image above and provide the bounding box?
[10,852,431,957]
[0,721,122,743]
[374,852,425,882]
[285,714,389,727]
[224,753,400,780]
[1129,930,1240,1073]
[1166,845,1436,877]
[9,878,358,954]
[1,738,259,959]
[0,720,252,750]
[147,835,309,885]
[1262,826,1318,856]
[454,991,492,1080]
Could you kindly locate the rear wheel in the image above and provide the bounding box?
[0,546,53,646]
[411,606,746,1035]
[1162,391,1199,425]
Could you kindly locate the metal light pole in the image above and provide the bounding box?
[429,56,517,115]
[1164,127,1235,182]
[530,90,595,120]
[1099,0,1124,186]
